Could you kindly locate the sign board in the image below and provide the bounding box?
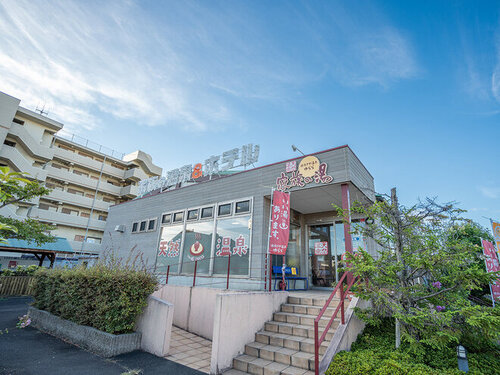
[276,156,333,192]
[481,239,500,305]
[138,144,260,197]
[314,241,329,255]
[492,220,500,258]
[269,190,290,255]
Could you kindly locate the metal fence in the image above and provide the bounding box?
[54,129,125,160]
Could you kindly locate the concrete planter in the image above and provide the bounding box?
[28,307,141,357]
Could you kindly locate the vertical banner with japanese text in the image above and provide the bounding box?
[491,220,500,259]
[481,239,500,305]
[269,191,290,255]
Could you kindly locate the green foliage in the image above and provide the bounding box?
[0,166,55,245]
[327,320,500,375]
[0,265,40,276]
[336,194,500,349]
[31,263,157,334]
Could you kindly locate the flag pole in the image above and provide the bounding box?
[267,188,275,292]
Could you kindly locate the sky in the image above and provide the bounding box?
[0,0,499,230]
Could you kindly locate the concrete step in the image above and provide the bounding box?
[223,370,249,375]
[273,312,337,327]
[250,333,328,354]
[280,303,339,317]
[287,295,341,307]
[234,353,316,374]
[264,320,338,339]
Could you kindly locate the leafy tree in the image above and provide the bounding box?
[337,188,500,350]
[0,166,55,245]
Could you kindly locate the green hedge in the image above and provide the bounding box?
[31,264,157,334]
[327,319,500,375]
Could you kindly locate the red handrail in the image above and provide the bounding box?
[314,272,360,375]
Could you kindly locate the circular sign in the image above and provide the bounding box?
[298,156,320,177]
[190,241,204,256]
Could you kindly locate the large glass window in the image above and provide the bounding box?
[181,221,213,274]
[156,225,184,273]
[213,216,251,275]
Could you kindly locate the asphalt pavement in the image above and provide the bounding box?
[0,297,204,375]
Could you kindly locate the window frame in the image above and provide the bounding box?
[139,220,147,232]
[147,218,157,232]
[234,199,251,215]
[131,222,139,233]
[186,208,199,221]
[217,202,232,217]
[200,206,214,219]
[172,211,185,224]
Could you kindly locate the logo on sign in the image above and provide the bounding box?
[276,156,333,192]
[314,241,328,255]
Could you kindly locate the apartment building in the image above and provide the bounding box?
[0,91,162,258]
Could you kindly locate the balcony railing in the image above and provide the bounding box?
[54,129,125,160]
[30,207,106,231]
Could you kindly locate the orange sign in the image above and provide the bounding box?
[298,156,320,177]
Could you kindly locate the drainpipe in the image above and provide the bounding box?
[80,155,107,255]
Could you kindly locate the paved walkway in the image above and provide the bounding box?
[0,297,204,375]
[165,326,212,373]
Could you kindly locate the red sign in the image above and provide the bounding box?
[314,241,328,255]
[269,190,290,255]
[482,239,500,303]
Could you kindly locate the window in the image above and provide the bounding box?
[3,140,16,147]
[173,212,184,223]
[181,221,213,275]
[86,237,102,244]
[74,235,85,242]
[156,225,184,273]
[39,203,50,210]
[235,200,250,214]
[67,188,84,196]
[80,212,90,218]
[148,219,156,231]
[218,203,232,216]
[162,213,171,224]
[132,222,139,233]
[13,118,24,125]
[52,163,70,171]
[73,170,89,177]
[139,221,147,232]
[98,215,107,221]
[61,208,79,216]
[213,216,251,275]
[85,193,94,198]
[187,209,199,221]
[201,207,214,219]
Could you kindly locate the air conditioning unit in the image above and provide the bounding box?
[114,224,126,233]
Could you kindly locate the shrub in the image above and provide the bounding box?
[0,265,39,276]
[31,263,157,334]
[327,319,500,375]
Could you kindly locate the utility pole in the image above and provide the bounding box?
[391,187,402,349]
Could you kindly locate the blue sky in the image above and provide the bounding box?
[0,0,499,229]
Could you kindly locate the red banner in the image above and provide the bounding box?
[481,239,500,303]
[269,190,290,255]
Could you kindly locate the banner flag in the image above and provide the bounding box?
[491,220,500,258]
[269,190,290,255]
[481,239,500,305]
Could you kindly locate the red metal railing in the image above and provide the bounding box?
[314,272,360,375]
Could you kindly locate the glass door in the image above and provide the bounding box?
[308,225,335,287]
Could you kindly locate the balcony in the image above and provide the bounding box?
[124,167,149,182]
[9,122,54,161]
[0,145,47,181]
[46,189,111,212]
[53,147,127,179]
[67,240,102,254]
[120,184,138,198]
[30,207,106,231]
[46,166,123,196]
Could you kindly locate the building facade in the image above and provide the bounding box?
[102,145,375,290]
[0,91,162,262]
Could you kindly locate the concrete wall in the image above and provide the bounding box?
[136,295,174,357]
[319,297,370,375]
[155,284,226,340]
[210,291,289,374]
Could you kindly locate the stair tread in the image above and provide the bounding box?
[255,332,331,345]
[275,311,339,320]
[234,352,318,373]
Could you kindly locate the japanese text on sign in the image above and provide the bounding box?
[276,157,333,192]
[314,241,329,255]
[482,239,500,303]
[138,144,260,197]
[158,239,181,258]
[216,234,249,257]
[269,190,290,255]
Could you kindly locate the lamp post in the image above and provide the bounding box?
[291,144,305,156]
[457,345,469,373]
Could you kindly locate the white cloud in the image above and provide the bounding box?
[479,186,500,199]
[0,0,418,132]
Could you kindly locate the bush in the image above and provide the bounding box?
[0,265,39,276]
[326,319,500,375]
[31,263,157,334]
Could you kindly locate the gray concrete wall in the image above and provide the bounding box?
[136,295,174,357]
[210,291,289,374]
[0,91,19,146]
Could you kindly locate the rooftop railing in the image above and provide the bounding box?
[54,129,125,160]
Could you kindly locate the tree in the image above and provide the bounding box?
[337,188,500,350]
[0,166,55,245]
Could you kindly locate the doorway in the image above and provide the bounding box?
[308,224,337,287]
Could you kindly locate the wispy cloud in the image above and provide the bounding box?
[478,186,500,199]
[0,0,418,132]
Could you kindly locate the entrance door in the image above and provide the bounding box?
[308,225,335,287]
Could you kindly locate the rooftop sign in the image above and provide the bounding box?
[138,144,260,197]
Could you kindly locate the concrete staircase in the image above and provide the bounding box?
[224,294,341,375]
